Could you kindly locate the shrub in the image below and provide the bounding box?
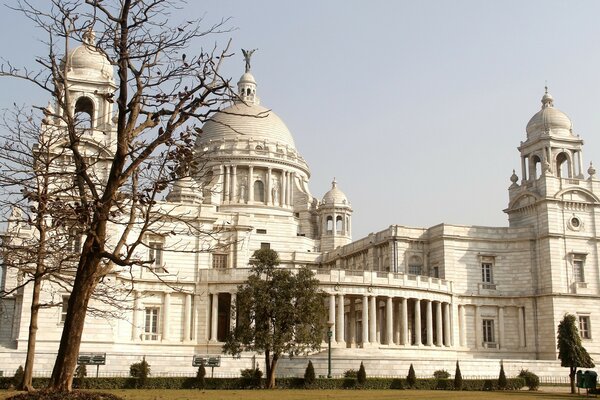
[129,356,150,388]
[454,361,463,390]
[518,369,540,391]
[357,362,367,385]
[12,365,24,388]
[433,369,450,379]
[75,364,87,379]
[240,367,262,388]
[483,379,494,391]
[498,362,507,389]
[196,361,206,389]
[407,364,416,388]
[344,369,357,378]
[304,361,315,385]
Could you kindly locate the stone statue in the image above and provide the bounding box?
[242,48,257,72]
[239,177,247,202]
[271,178,280,205]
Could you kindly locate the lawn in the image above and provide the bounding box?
[0,389,589,400]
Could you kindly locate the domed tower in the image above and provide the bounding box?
[318,179,352,251]
[506,88,591,228]
[42,29,116,192]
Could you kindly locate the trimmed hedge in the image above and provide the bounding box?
[0,376,525,391]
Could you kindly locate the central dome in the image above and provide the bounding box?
[199,103,296,149]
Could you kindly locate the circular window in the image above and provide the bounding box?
[568,216,583,231]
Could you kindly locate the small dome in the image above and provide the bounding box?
[322,179,349,205]
[238,72,256,84]
[525,89,573,138]
[61,31,113,81]
[198,103,296,149]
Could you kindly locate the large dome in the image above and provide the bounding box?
[199,102,296,149]
[61,31,114,82]
[525,90,573,139]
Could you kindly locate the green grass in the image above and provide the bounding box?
[0,389,589,400]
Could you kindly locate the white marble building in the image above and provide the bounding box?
[1,37,599,379]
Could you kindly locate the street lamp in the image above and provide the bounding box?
[327,320,334,378]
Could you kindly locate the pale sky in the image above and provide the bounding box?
[2,1,600,239]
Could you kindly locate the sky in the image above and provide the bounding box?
[1,1,600,239]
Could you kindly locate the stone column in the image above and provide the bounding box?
[459,305,466,347]
[385,296,393,345]
[435,301,443,346]
[183,293,192,342]
[518,306,525,348]
[349,297,356,347]
[230,293,237,331]
[248,166,254,202]
[498,306,504,349]
[414,299,421,346]
[289,172,294,205]
[266,168,272,204]
[362,295,369,347]
[443,302,451,347]
[192,294,200,342]
[210,292,219,342]
[337,294,345,346]
[521,157,527,181]
[132,291,140,341]
[231,165,237,202]
[425,300,433,346]
[474,305,481,349]
[328,294,336,343]
[401,297,408,345]
[282,171,288,207]
[223,166,229,202]
[163,292,171,341]
[393,299,401,345]
[369,296,377,344]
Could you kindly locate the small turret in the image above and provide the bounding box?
[318,178,352,251]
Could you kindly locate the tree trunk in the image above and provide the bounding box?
[19,274,42,392]
[570,367,576,394]
[267,354,279,389]
[48,250,101,392]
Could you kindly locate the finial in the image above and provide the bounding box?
[541,85,553,108]
[588,162,596,179]
[510,169,519,185]
[242,48,257,72]
[332,177,337,188]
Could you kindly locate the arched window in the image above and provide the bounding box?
[202,170,214,200]
[253,180,265,202]
[336,215,343,233]
[326,216,333,233]
[408,255,423,276]
[556,152,570,178]
[532,155,542,179]
[74,97,94,130]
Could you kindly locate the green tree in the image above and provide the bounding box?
[304,360,316,386]
[557,314,595,393]
[196,361,206,389]
[498,361,507,389]
[357,362,367,385]
[454,361,463,390]
[407,364,416,388]
[223,249,327,389]
[129,357,151,388]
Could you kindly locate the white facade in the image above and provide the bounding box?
[1,40,599,378]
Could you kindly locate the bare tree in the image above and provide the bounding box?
[1,0,233,391]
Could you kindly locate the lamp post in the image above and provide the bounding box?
[327,320,334,378]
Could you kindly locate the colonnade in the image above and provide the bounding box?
[221,165,294,206]
[326,293,452,348]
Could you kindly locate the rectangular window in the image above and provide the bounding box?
[482,319,495,343]
[481,263,493,283]
[61,295,69,323]
[256,229,267,234]
[144,307,160,340]
[432,266,440,278]
[573,255,585,283]
[579,315,591,339]
[260,242,270,250]
[66,231,82,253]
[148,241,164,272]
[212,253,228,269]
